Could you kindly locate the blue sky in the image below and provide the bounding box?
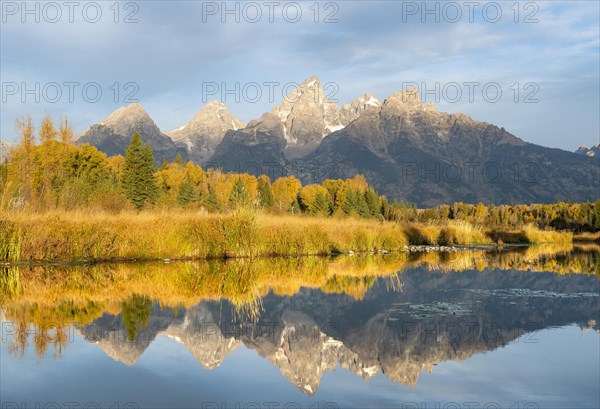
[1,0,599,151]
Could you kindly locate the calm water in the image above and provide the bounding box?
[1,247,599,408]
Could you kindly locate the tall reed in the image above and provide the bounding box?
[0,210,573,263]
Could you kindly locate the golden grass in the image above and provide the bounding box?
[487,224,574,245]
[0,210,574,262]
[522,224,573,244]
[438,220,490,245]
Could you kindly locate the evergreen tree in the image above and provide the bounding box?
[177,176,197,207]
[312,192,331,215]
[364,187,380,217]
[257,177,275,208]
[228,177,249,209]
[356,194,370,217]
[201,185,222,212]
[343,189,359,215]
[379,197,389,219]
[122,132,158,209]
[343,189,370,216]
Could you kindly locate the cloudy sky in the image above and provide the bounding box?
[1,0,598,150]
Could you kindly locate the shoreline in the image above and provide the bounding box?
[0,242,577,268]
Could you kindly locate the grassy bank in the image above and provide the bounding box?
[0,210,573,263]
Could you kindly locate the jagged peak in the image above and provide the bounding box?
[267,76,343,147]
[191,100,238,119]
[111,101,146,115]
[280,76,326,106]
[379,87,441,116]
[384,87,422,106]
[168,100,245,138]
[101,102,152,127]
[300,75,321,88]
[575,143,599,157]
[338,93,382,127]
[361,92,381,106]
[205,99,226,107]
[575,143,600,157]
[199,100,234,113]
[342,92,381,109]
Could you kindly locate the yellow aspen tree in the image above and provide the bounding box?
[39,112,57,143]
[14,115,36,202]
[58,115,74,144]
[300,184,329,212]
[16,114,35,149]
[272,176,301,212]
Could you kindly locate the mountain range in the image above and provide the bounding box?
[71,76,599,206]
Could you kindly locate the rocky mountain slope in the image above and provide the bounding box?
[167,100,245,164]
[271,76,343,158]
[339,92,382,125]
[76,103,187,164]
[576,143,600,158]
[208,111,288,175]
[301,89,600,206]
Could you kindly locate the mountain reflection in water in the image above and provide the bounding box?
[1,245,598,398]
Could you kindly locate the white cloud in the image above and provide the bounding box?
[1,1,598,150]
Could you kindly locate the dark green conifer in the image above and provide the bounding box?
[121,132,158,209]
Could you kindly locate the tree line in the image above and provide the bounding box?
[0,114,388,218]
[1,113,599,231]
[385,201,600,232]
